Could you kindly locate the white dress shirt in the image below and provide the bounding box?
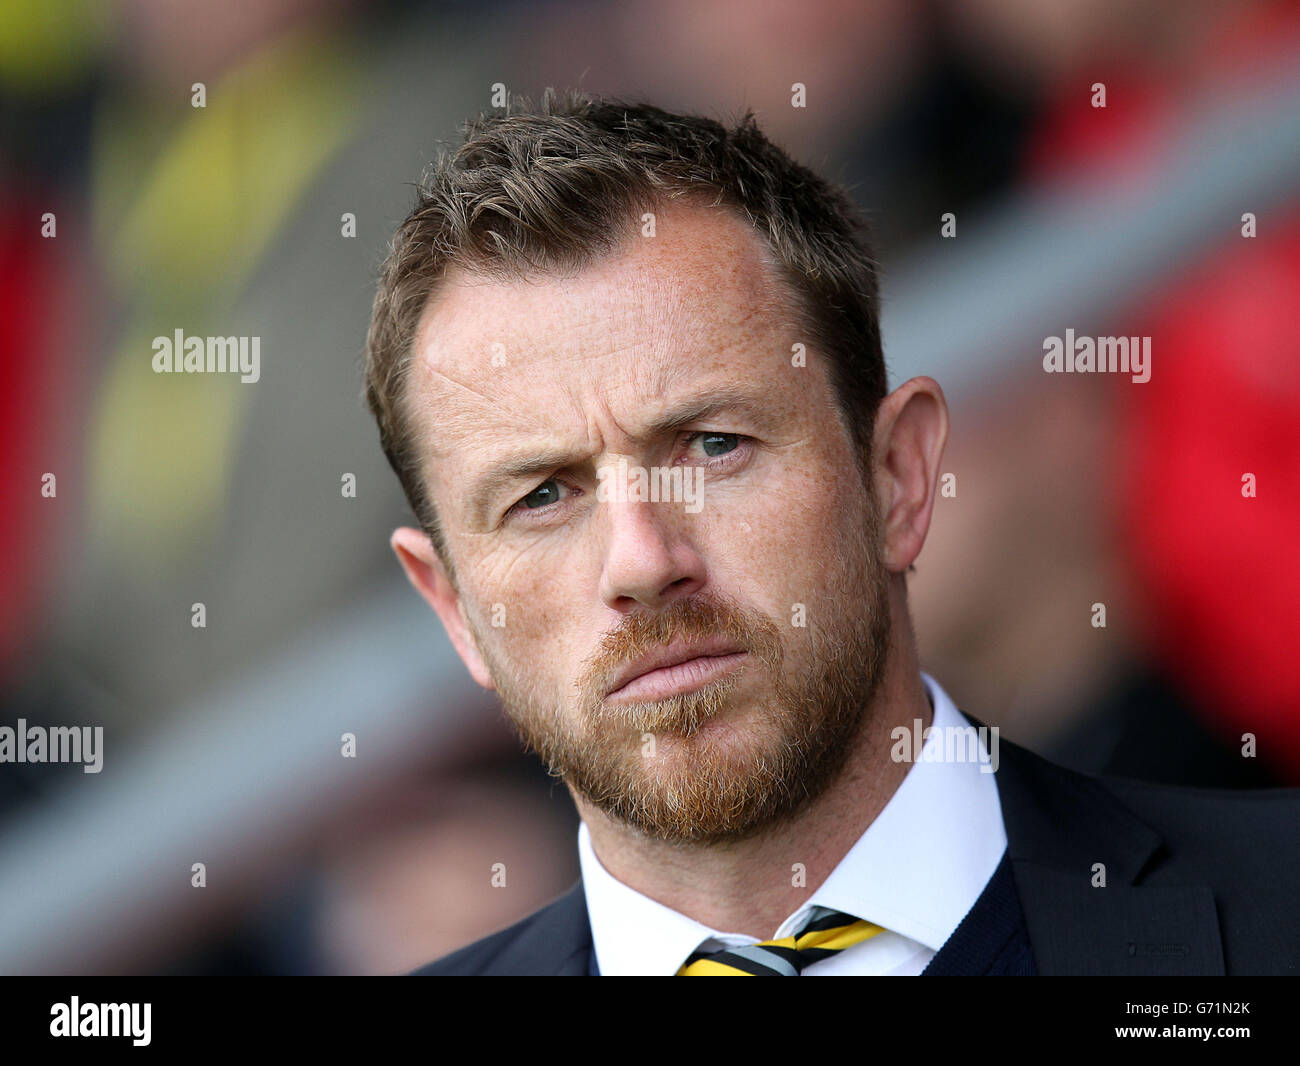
[577,672,1007,975]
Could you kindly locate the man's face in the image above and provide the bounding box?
[403,202,893,844]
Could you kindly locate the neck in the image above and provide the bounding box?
[572,631,934,940]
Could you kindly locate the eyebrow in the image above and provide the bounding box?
[466,382,771,520]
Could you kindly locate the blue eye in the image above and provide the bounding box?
[696,432,739,458]
[520,479,564,510]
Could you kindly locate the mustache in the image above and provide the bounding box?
[575,592,782,705]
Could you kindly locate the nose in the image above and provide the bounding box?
[596,492,706,611]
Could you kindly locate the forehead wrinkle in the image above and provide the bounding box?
[406,354,551,462]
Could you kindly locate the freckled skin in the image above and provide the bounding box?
[391,200,951,938]
[410,207,854,691]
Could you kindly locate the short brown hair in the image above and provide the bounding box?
[364,88,888,575]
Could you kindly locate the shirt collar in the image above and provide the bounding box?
[577,672,1007,975]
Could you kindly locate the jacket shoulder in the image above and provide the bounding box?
[994,725,1300,872]
[1095,770,1300,875]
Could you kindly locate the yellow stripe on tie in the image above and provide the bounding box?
[796,921,885,953]
[677,958,757,976]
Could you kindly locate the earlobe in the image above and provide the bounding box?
[390,527,496,691]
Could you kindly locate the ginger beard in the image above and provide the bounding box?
[467,492,892,845]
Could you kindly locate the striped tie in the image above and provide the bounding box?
[676,906,884,975]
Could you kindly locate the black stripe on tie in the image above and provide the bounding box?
[789,947,837,965]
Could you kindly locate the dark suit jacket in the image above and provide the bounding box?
[411,719,1300,975]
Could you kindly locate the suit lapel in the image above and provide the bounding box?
[481,881,594,976]
[981,720,1225,975]
[921,851,1037,975]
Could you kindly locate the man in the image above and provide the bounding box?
[364,89,1299,975]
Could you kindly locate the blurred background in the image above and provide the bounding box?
[1,0,1298,974]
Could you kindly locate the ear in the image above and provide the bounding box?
[390,527,496,691]
[870,376,950,574]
